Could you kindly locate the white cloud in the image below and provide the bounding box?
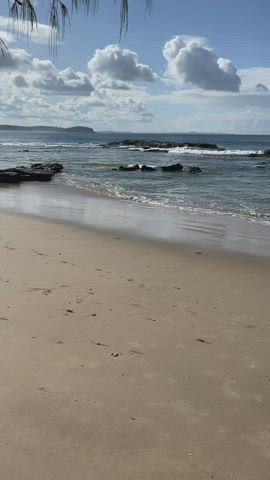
[0,47,32,69]
[256,83,269,92]
[0,16,52,45]
[239,67,270,92]
[88,44,157,88]
[0,46,154,128]
[30,64,94,96]
[0,49,93,96]
[163,36,241,92]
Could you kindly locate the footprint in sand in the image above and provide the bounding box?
[224,378,241,400]
[3,245,15,250]
[27,288,52,295]
[129,349,145,355]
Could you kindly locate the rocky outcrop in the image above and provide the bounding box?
[161,163,183,172]
[141,165,157,172]
[0,163,64,185]
[114,163,201,174]
[106,139,223,151]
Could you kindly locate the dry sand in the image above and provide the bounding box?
[0,212,270,480]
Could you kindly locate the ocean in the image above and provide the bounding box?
[0,131,270,222]
[0,130,269,255]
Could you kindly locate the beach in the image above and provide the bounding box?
[1,211,270,480]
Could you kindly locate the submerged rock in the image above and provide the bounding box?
[107,139,223,151]
[119,164,140,172]
[30,162,64,173]
[141,165,157,171]
[186,166,202,174]
[114,163,201,174]
[161,163,183,172]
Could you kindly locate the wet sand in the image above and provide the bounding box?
[0,212,270,479]
[0,182,270,257]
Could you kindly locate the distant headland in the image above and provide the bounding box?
[0,125,94,133]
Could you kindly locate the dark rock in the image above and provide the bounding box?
[186,166,202,174]
[0,162,64,185]
[18,171,53,182]
[119,164,140,172]
[141,165,156,172]
[30,162,64,173]
[161,163,183,172]
[107,139,223,151]
[0,172,21,183]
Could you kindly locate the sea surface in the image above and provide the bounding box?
[0,131,269,223]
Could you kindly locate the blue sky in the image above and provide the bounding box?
[0,0,269,132]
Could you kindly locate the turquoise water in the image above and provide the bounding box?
[0,131,269,224]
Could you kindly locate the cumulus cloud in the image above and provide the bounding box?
[31,64,94,96]
[88,44,157,88]
[0,50,93,96]
[12,74,28,88]
[163,36,241,92]
[0,48,32,69]
[255,83,269,92]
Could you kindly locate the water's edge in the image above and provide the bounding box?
[0,182,269,259]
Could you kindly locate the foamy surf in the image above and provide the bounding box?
[168,147,264,156]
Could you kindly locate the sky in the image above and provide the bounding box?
[0,0,269,133]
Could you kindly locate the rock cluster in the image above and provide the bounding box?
[0,163,64,184]
[106,139,223,151]
[115,163,202,174]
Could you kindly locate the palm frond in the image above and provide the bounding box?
[0,38,8,56]
[119,0,128,37]
[59,1,70,38]
[3,0,154,56]
[144,0,153,16]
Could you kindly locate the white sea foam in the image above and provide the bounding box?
[168,146,263,156]
[0,142,101,149]
[62,175,270,225]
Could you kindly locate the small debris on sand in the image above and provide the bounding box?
[195,338,212,344]
[94,341,109,347]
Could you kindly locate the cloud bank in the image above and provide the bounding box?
[0,26,269,132]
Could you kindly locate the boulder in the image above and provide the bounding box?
[141,165,156,172]
[186,166,202,174]
[161,163,183,172]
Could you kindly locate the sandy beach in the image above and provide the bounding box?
[1,211,270,480]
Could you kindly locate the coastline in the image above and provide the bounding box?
[0,211,270,479]
[0,182,269,258]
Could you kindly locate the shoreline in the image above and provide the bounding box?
[0,211,270,479]
[0,182,269,258]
